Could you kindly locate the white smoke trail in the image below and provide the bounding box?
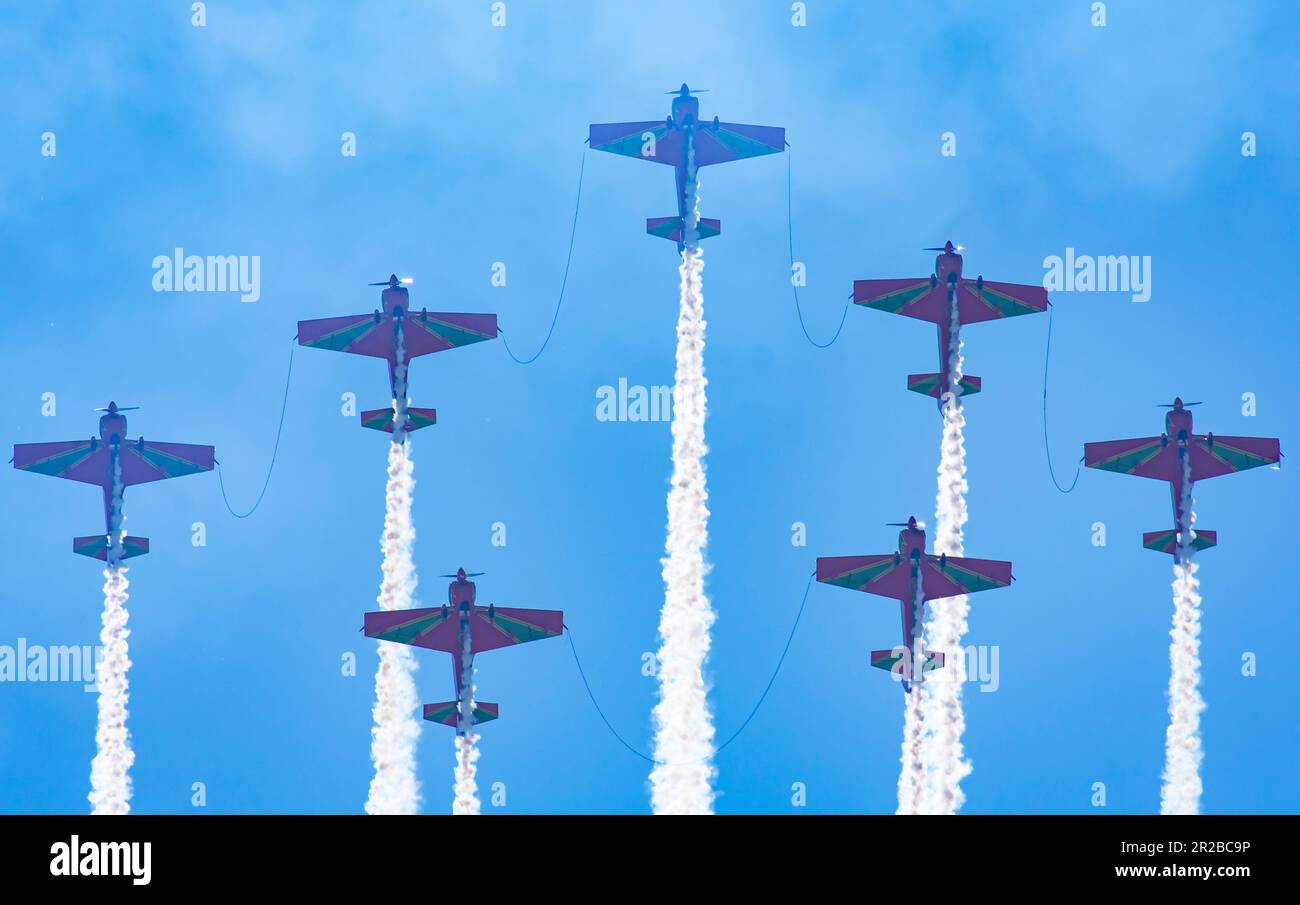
[364,434,422,815]
[90,450,133,815]
[896,578,928,815]
[919,288,972,815]
[650,133,717,815]
[90,567,133,814]
[1160,453,1204,815]
[452,628,480,815]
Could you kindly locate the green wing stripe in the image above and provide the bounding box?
[411,317,496,349]
[976,286,1040,318]
[1094,439,1164,475]
[713,128,782,160]
[821,557,897,591]
[135,446,208,478]
[490,613,559,644]
[303,318,380,352]
[373,612,445,646]
[938,561,1008,594]
[592,126,670,158]
[21,445,97,478]
[1200,440,1274,473]
[857,282,931,314]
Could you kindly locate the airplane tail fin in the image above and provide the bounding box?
[361,406,437,435]
[646,216,721,244]
[73,534,149,562]
[1143,529,1217,555]
[423,700,500,731]
[907,373,982,399]
[870,648,945,684]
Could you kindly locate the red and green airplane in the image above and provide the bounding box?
[816,517,1013,692]
[1084,397,1281,559]
[363,569,563,733]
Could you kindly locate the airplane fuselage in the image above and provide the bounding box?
[97,412,128,446]
[665,87,722,251]
[444,572,490,732]
[1165,403,1197,533]
[376,283,432,401]
[92,410,134,538]
[930,245,968,411]
[895,521,930,689]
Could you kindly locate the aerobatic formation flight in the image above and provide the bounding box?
[5,63,1287,823]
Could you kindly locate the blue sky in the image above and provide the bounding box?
[1,1,1297,814]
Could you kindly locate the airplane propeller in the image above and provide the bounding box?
[886,520,925,529]
[1159,402,1202,407]
[666,85,709,95]
[368,275,414,287]
[439,571,486,578]
[923,242,964,253]
[95,403,140,413]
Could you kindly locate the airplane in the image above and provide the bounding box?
[363,568,563,734]
[297,275,498,439]
[852,241,1049,408]
[588,83,786,251]
[1083,397,1282,560]
[815,516,1013,692]
[11,402,214,565]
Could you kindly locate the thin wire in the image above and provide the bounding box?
[1042,305,1081,493]
[715,573,813,752]
[564,573,814,763]
[787,144,850,349]
[501,146,587,364]
[216,338,295,518]
[564,625,655,764]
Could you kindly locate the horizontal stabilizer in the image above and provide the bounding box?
[73,535,149,561]
[1143,529,1217,555]
[423,700,499,730]
[360,406,437,434]
[907,373,981,399]
[870,648,945,680]
[646,216,721,243]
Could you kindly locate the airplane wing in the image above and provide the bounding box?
[853,279,948,324]
[1084,436,1177,482]
[364,607,453,649]
[1189,435,1281,480]
[692,122,785,166]
[13,440,108,486]
[404,313,498,357]
[1086,434,1281,483]
[922,555,1013,600]
[297,313,497,360]
[589,121,785,168]
[468,606,564,654]
[119,440,215,486]
[589,121,679,166]
[363,605,563,655]
[962,279,1049,320]
[853,278,1047,327]
[816,554,910,600]
[298,313,392,359]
